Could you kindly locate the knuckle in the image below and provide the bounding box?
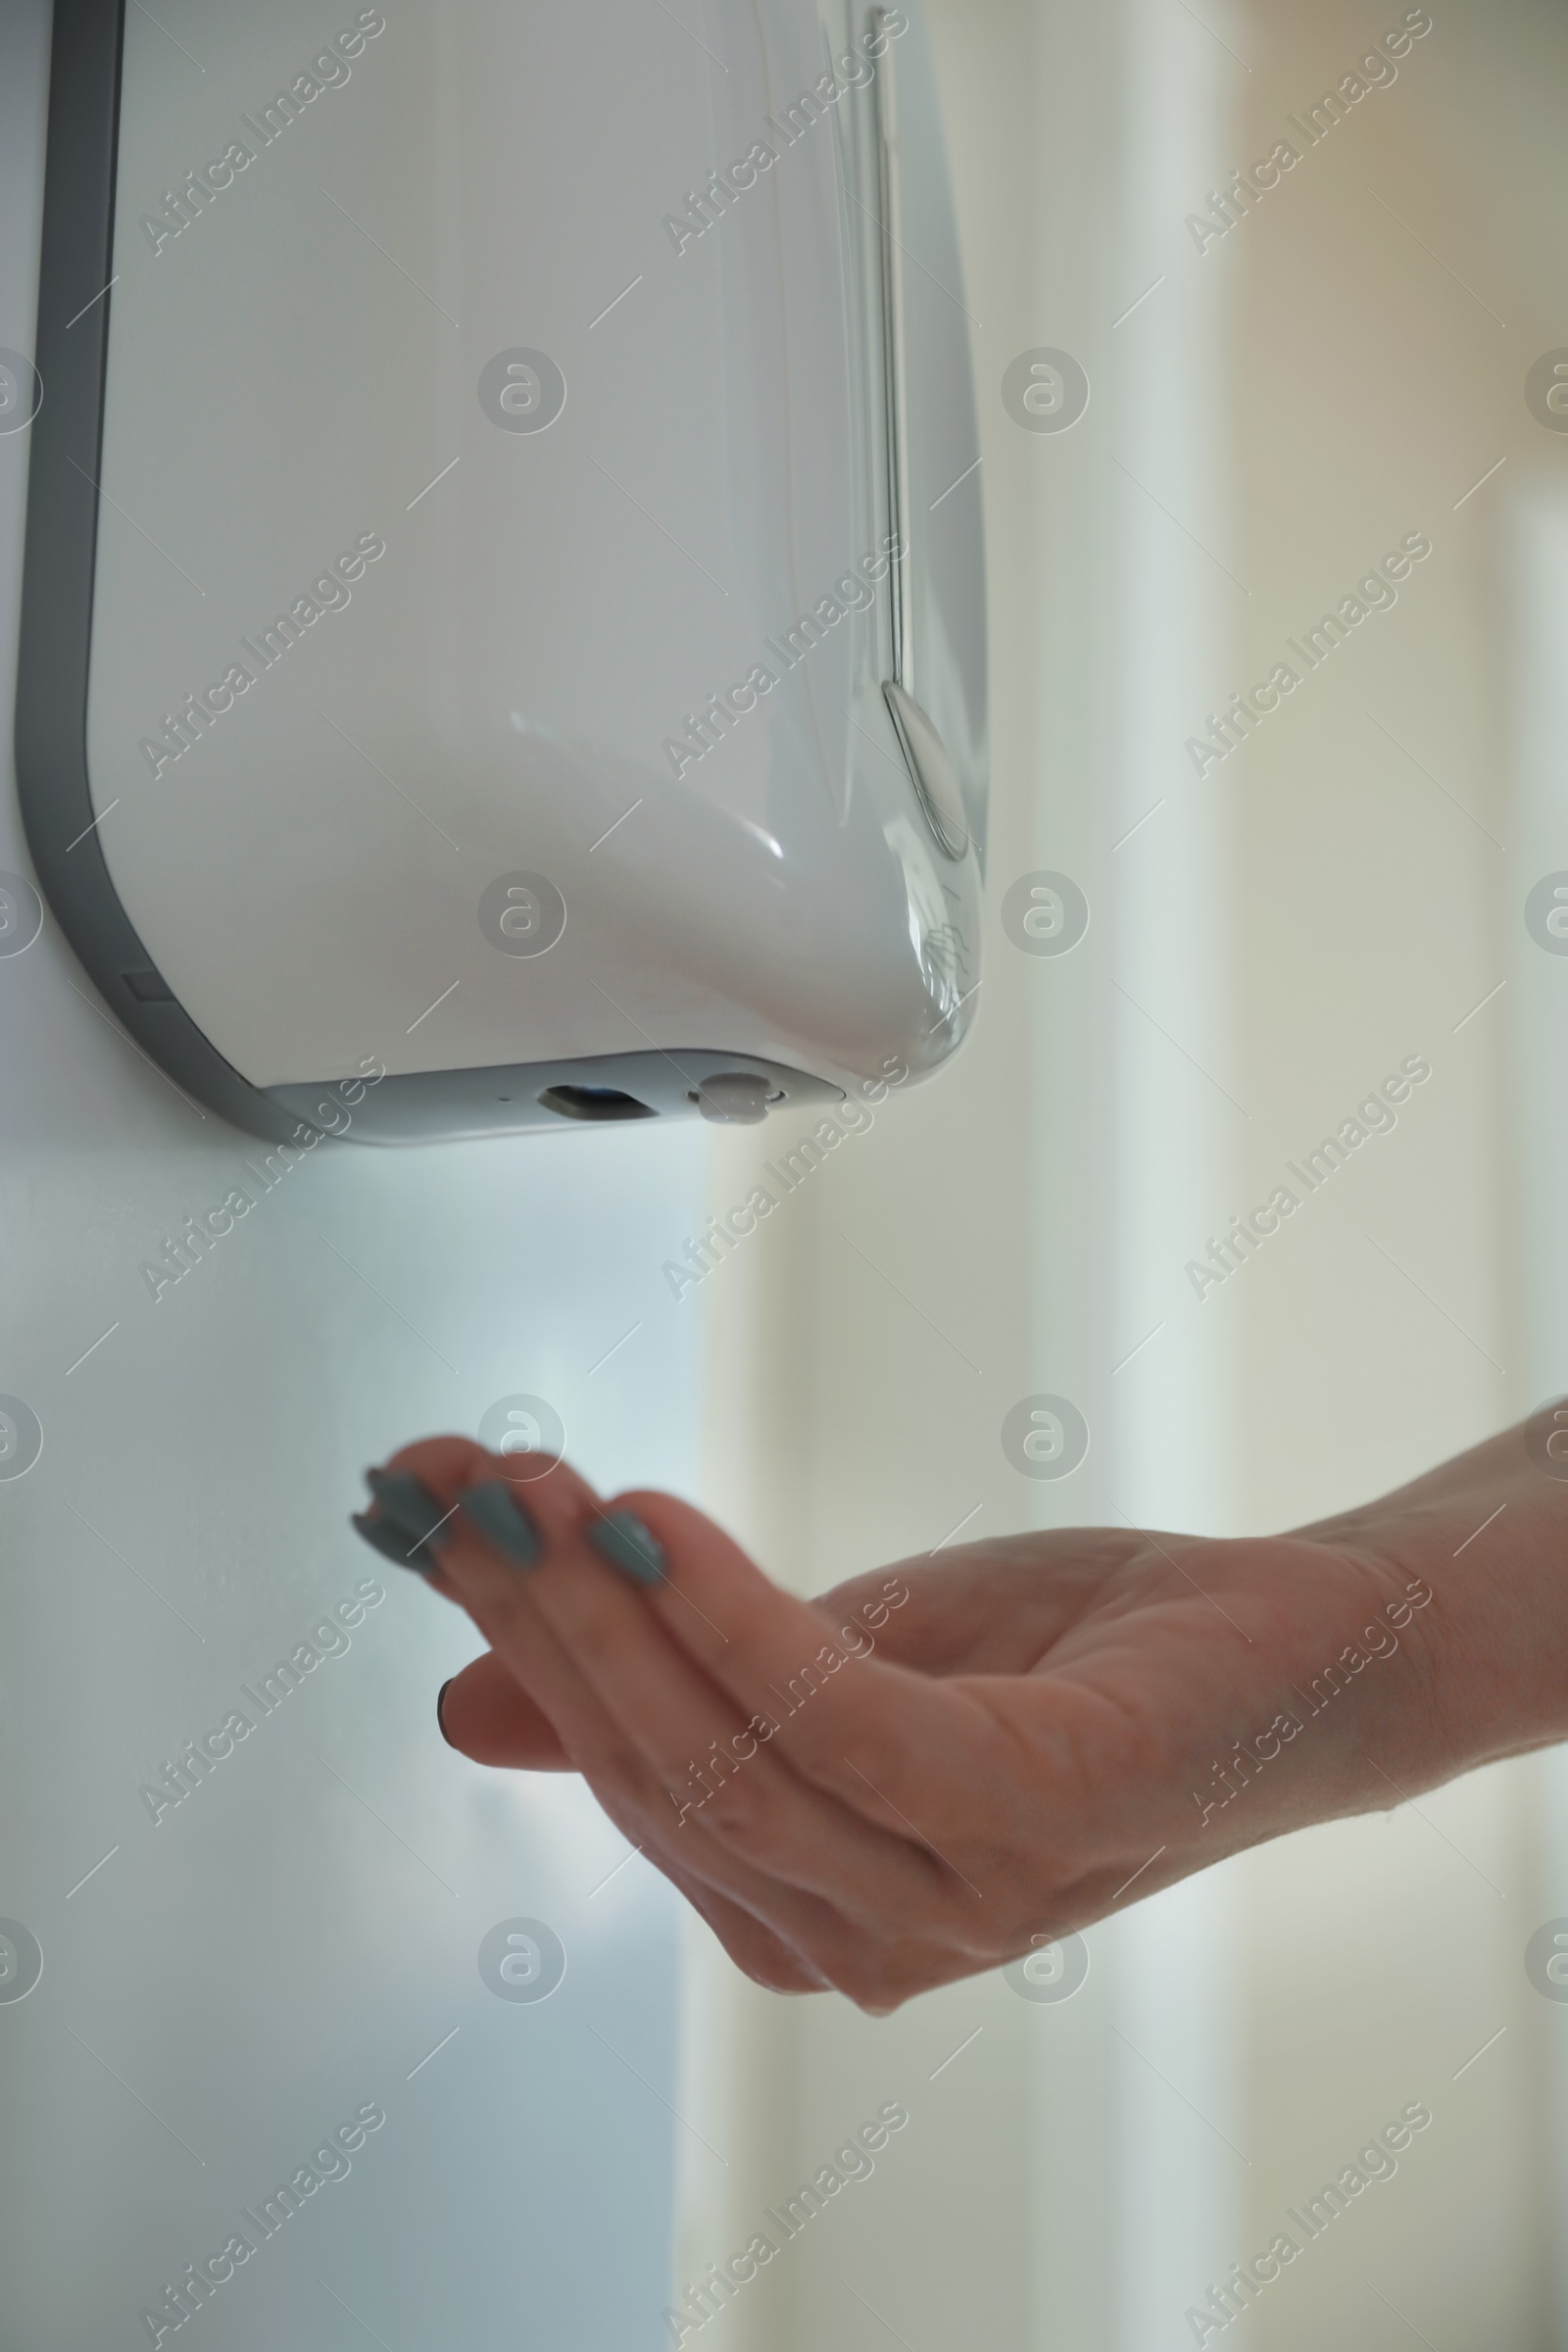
[693,1775,763,1842]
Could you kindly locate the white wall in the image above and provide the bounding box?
[0,8,703,2341]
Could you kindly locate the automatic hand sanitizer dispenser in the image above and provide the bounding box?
[18,0,987,1144]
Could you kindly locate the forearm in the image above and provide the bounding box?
[1298,1403,1568,1773]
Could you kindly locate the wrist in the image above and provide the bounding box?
[1319,1408,1568,1779]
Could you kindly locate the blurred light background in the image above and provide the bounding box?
[681,1,1568,2346]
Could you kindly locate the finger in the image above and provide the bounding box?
[424,1616,823,1987]
[354,1435,602,1603]
[371,1445,996,1997]
[382,1433,602,1520]
[369,1443,906,1982]
[562,1737,956,2012]
[647,1850,833,1995]
[591,1785,982,2013]
[438,1649,572,1768]
[502,1497,956,1934]
[433,1659,828,1991]
[594,1489,1001,1853]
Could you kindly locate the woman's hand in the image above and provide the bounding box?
[355,1415,1568,2014]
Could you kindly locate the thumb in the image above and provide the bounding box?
[437,1647,575,1769]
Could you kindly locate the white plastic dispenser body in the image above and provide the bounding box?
[18,0,988,1144]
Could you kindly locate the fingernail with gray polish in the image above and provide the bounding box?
[365,1468,454,1548]
[459,1480,543,1566]
[436,1676,456,1747]
[588,1510,665,1585]
[351,1511,437,1575]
